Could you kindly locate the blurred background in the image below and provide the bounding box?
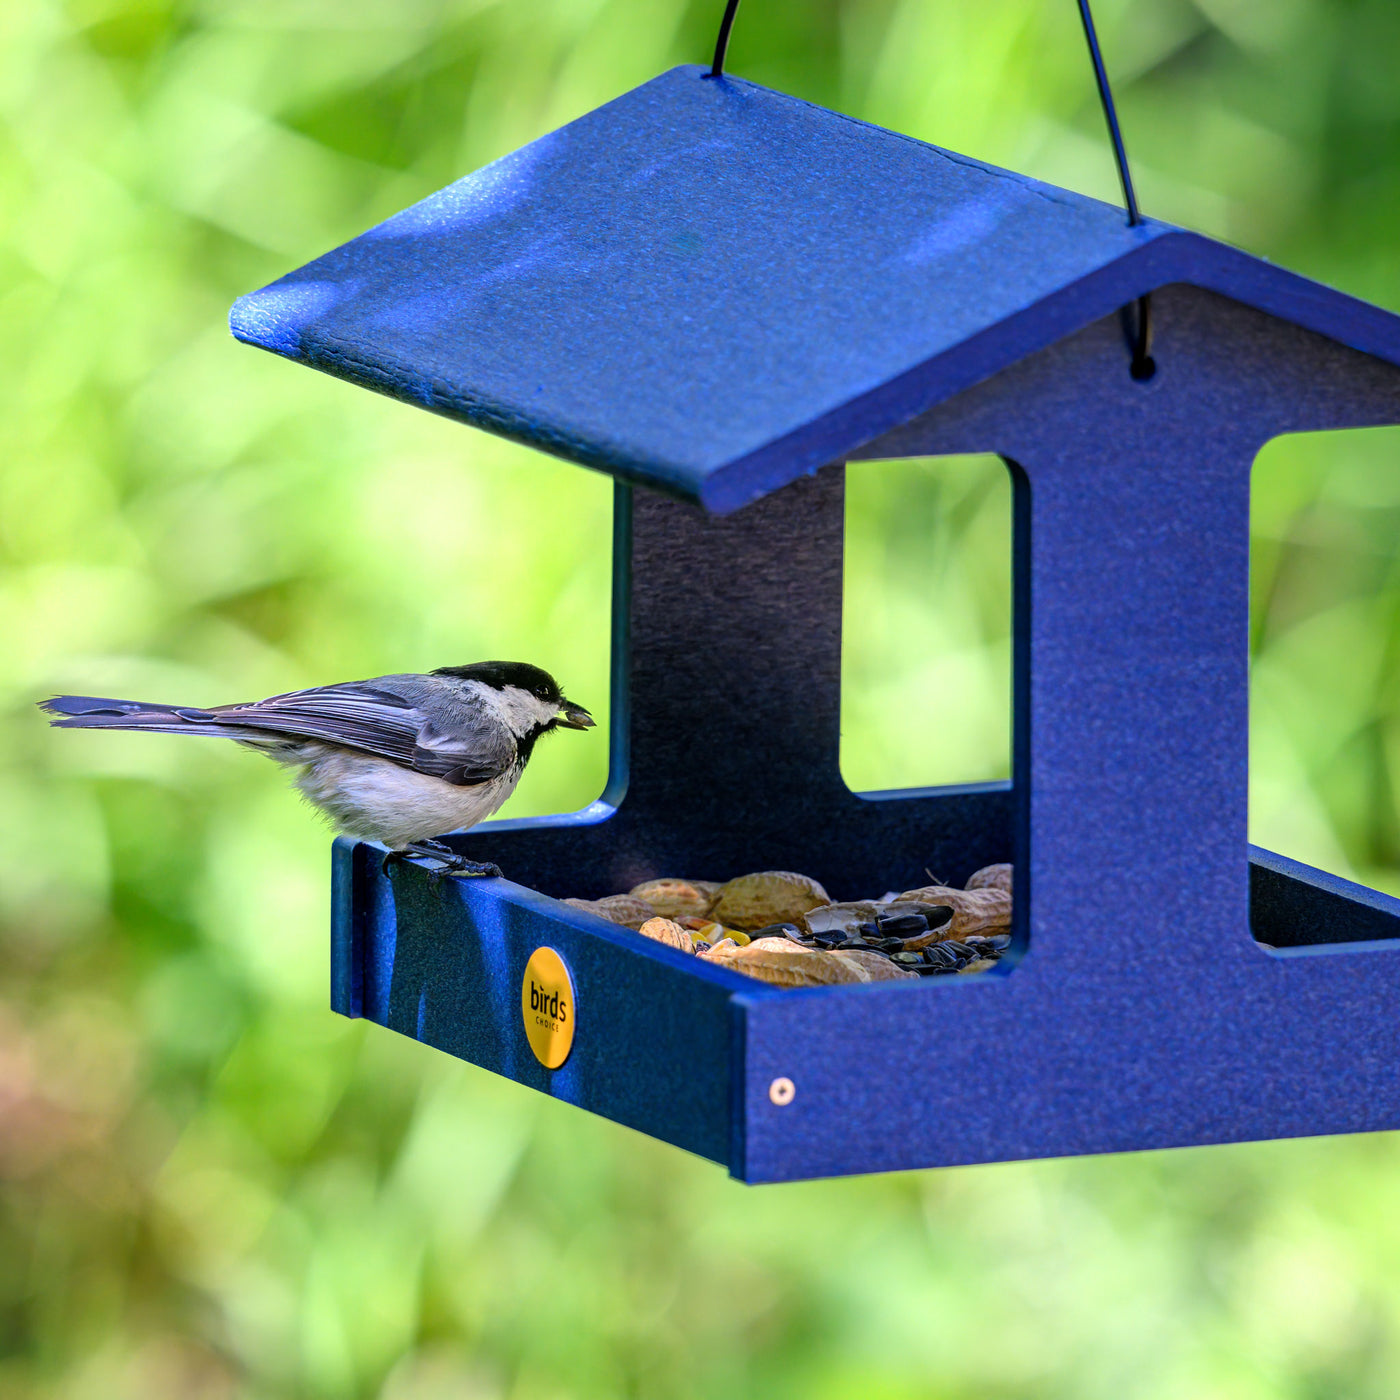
[4,0,1400,1394]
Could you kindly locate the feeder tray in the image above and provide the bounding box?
[234,67,1400,1182]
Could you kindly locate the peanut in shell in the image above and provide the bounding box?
[629,878,722,921]
[965,863,1013,893]
[697,937,739,959]
[712,871,830,932]
[701,937,864,986]
[637,917,695,954]
[830,950,917,982]
[562,894,658,930]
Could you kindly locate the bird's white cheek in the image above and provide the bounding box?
[490,687,561,734]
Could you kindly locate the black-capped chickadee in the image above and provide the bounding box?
[40,661,594,877]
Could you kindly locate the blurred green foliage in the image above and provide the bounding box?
[843,455,1012,792]
[4,0,1400,1395]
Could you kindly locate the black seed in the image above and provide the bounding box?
[877,913,929,936]
[922,943,962,970]
[752,923,805,941]
[835,939,869,951]
[892,952,923,965]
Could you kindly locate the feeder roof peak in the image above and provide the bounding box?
[231,64,1400,513]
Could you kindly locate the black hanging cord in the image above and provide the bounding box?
[709,0,742,78]
[1075,0,1140,224]
[1075,0,1155,379]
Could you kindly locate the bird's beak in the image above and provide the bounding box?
[558,700,595,730]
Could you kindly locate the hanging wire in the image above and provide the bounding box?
[1075,0,1155,379]
[709,0,743,78]
[1075,0,1140,224]
[706,0,1154,376]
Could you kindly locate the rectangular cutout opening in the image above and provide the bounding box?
[840,453,1013,794]
[1250,425,1400,948]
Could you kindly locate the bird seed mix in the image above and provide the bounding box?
[562,864,1013,988]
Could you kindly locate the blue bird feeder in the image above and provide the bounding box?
[232,65,1400,1181]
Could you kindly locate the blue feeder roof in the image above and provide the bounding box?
[232,64,1400,513]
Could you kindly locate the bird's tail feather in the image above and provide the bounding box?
[39,695,243,740]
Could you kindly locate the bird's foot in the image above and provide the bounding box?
[398,839,503,881]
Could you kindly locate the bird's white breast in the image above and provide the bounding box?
[292,746,521,848]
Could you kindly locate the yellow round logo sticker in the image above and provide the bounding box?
[521,947,576,1069]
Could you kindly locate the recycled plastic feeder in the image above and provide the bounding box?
[231,65,1400,1182]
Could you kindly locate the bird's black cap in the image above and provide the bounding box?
[432,661,562,703]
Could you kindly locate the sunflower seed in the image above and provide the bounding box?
[876,912,929,936]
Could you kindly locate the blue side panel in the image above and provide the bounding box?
[728,284,1400,1182]
[336,840,765,1167]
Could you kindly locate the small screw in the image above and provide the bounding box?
[768,1076,795,1106]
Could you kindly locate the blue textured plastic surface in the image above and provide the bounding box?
[332,839,756,1162]
[230,66,1400,514]
[225,68,1400,1179]
[329,281,1400,1181]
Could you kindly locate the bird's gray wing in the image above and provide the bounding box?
[203,681,518,786]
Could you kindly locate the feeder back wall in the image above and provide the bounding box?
[239,66,1400,1181]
